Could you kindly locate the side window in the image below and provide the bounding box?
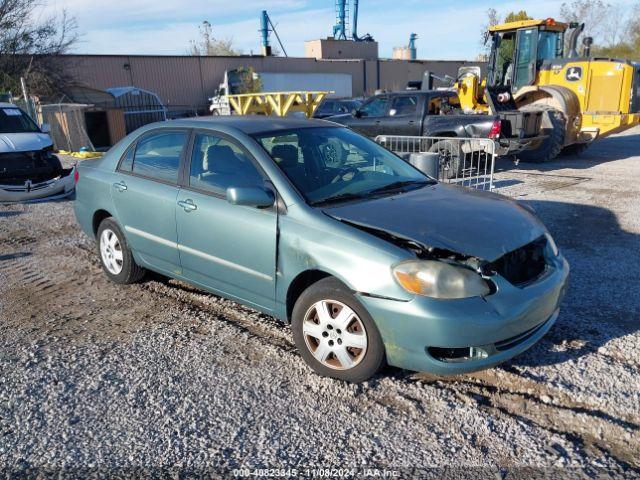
[359,96,388,117]
[131,131,187,183]
[318,101,335,115]
[514,29,537,89]
[390,96,418,116]
[189,133,263,195]
[119,146,135,171]
[428,97,443,115]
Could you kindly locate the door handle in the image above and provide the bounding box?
[113,181,127,192]
[177,199,197,212]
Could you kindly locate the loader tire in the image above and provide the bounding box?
[517,108,566,164]
[560,142,590,157]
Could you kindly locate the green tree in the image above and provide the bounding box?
[560,0,640,60]
[188,21,242,56]
[504,11,532,23]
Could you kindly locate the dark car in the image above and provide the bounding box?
[314,99,363,119]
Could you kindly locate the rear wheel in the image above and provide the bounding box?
[97,218,145,284]
[292,277,385,382]
[517,107,566,163]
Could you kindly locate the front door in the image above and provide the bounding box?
[111,129,189,274]
[352,95,389,137]
[176,131,277,310]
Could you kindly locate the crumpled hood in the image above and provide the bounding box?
[323,183,547,262]
[0,133,52,153]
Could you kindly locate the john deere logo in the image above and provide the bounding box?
[566,66,582,82]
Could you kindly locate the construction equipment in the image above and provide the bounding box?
[456,18,640,162]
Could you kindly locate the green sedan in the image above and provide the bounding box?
[74,117,569,382]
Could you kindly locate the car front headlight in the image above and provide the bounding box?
[392,260,491,299]
[545,233,559,257]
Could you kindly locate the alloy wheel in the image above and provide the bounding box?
[99,228,124,275]
[302,299,368,370]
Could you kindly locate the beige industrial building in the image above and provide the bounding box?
[304,38,379,60]
[60,54,483,114]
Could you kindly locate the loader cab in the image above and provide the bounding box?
[488,19,566,92]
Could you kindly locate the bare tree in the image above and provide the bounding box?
[0,0,78,97]
[188,21,242,56]
[560,0,640,59]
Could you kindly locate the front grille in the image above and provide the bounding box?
[0,151,57,185]
[490,236,548,286]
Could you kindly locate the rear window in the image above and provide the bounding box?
[0,107,40,134]
[130,131,188,183]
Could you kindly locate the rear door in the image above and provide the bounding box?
[111,129,188,274]
[176,130,277,310]
[422,93,465,136]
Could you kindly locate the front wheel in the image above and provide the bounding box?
[517,108,566,163]
[292,277,385,382]
[560,142,590,156]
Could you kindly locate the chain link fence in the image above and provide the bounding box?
[375,135,497,191]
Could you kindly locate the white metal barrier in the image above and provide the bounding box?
[375,135,497,191]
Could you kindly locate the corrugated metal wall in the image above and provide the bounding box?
[62,55,485,112]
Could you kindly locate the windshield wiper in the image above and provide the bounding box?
[368,179,433,195]
[310,192,370,206]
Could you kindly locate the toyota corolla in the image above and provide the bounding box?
[74,117,569,382]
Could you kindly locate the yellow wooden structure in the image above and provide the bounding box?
[227,91,330,117]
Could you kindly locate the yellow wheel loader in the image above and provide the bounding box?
[456,18,640,162]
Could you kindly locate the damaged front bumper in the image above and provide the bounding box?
[357,253,569,376]
[0,166,76,202]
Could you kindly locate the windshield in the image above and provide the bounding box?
[0,107,40,134]
[253,127,432,205]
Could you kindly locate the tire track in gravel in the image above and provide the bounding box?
[410,369,639,471]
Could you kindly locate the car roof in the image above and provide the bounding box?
[378,90,454,96]
[165,115,340,135]
[0,102,18,109]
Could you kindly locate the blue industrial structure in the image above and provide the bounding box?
[408,33,418,60]
[333,0,374,42]
[259,10,288,57]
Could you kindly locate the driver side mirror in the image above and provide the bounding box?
[353,109,364,118]
[226,186,275,208]
[40,123,51,134]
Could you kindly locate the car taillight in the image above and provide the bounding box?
[74,168,80,184]
[488,120,502,139]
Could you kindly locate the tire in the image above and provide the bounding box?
[291,277,386,382]
[322,138,347,167]
[96,217,145,284]
[517,107,566,163]
[560,142,590,156]
[211,109,220,116]
[428,140,462,180]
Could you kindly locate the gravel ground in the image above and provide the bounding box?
[1,129,639,477]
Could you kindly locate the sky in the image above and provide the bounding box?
[36,0,629,59]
